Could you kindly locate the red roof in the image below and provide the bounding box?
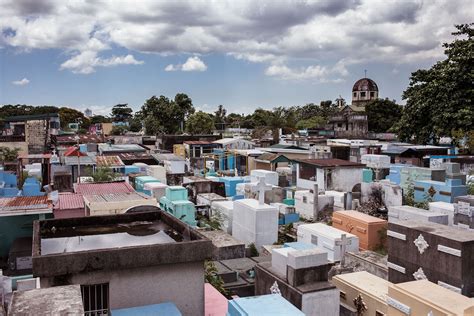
[183,140,215,145]
[74,181,135,195]
[64,146,87,157]
[0,196,51,213]
[295,158,365,168]
[55,193,84,210]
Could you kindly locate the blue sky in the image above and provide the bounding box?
[0,0,472,116]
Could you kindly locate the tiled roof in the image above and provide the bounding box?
[74,181,135,195]
[295,158,365,168]
[0,196,52,214]
[55,193,84,210]
[96,155,124,167]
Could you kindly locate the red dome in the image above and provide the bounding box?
[352,78,378,92]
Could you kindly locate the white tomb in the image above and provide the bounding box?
[196,193,227,207]
[294,190,334,220]
[429,201,455,226]
[271,246,328,277]
[297,223,359,262]
[143,182,168,201]
[232,198,278,250]
[211,200,234,234]
[361,154,391,169]
[388,205,449,225]
[146,165,167,184]
[324,191,346,210]
[250,169,279,186]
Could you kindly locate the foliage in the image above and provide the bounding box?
[128,115,143,132]
[201,210,224,230]
[214,105,227,130]
[59,107,90,129]
[398,24,474,144]
[356,185,387,220]
[111,104,133,122]
[276,223,294,245]
[89,115,111,124]
[110,125,129,135]
[204,260,228,297]
[87,167,121,183]
[0,104,59,119]
[295,116,326,130]
[374,227,388,255]
[365,98,402,133]
[468,182,474,195]
[403,179,433,210]
[248,243,259,257]
[0,147,20,162]
[186,111,215,134]
[139,94,195,135]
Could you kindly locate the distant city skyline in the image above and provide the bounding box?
[0,0,472,115]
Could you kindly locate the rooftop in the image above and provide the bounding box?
[74,181,135,195]
[152,153,185,161]
[96,155,124,167]
[389,219,474,242]
[183,140,216,145]
[64,155,96,166]
[9,285,84,315]
[98,143,146,153]
[334,210,387,223]
[255,152,290,163]
[55,134,105,144]
[32,211,213,277]
[83,192,152,204]
[54,193,84,210]
[0,196,52,217]
[333,271,389,302]
[295,158,365,168]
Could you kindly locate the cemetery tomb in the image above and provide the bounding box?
[325,190,346,210]
[297,223,359,262]
[414,178,467,203]
[232,198,278,250]
[388,205,449,225]
[387,219,474,297]
[134,176,161,194]
[146,165,167,184]
[228,294,304,316]
[211,200,234,234]
[196,193,227,207]
[453,195,474,229]
[271,202,299,225]
[361,154,391,169]
[250,169,279,186]
[143,182,168,201]
[332,210,387,251]
[429,201,455,226]
[159,186,197,226]
[387,280,474,316]
[332,271,391,316]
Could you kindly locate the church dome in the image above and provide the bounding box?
[352,78,378,92]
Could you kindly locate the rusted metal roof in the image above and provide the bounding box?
[117,152,154,161]
[83,192,151,203]
[183,140,215,145]
[74,181,135,195]
[55,134,105,144]
[352,78,378,92]
[55,193,84,210]
[96,155,124,167]
[295,158,365,168]
[0,196,52,215]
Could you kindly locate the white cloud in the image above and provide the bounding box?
[0,0,472,78]
[164,56,207,72]
[12,77,30,85]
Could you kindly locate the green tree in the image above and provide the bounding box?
[88,167,120,183]
[214,105,227,130]
[111,104,133,122]
[89,115,111,124]
[58,107,89,129]
[186,111,215,134]
[296,116,326,130]
[0,147,20,162]
[365,98,403,133]
[398,24,474,144]
[110,125,129,135]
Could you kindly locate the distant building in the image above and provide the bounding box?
[84,108,92,118]
[351,77,379,107]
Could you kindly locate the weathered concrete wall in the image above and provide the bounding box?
[0,141,28,156]
[331,168,362,192]
[41,261,204,316]
[344,252,388,280]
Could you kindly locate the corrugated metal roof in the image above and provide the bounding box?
[0,196,52,213]
[55,193,84,210]
[183,140,215,145]
[83,192,151,203]
[295,158,365,167]
[96,155,124,167]
[152,153,185,161]
[55,134,105,144]
[74,181,135,195]
[64,156,96,165]
[118,152,153,160]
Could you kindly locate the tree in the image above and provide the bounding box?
[398,24,474,144]
[186,111,215,134]
[139,94,195,135]
[365,98,403,133]
[110,125,129,135]
[214,105,227,130]
[111,104,133,122]
[0,147,20,162]
[295,116,326,130]
[88,167,120,183]
[58,107,89,129]
[89,115,111,124]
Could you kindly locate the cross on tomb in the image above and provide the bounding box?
[335,234,351,267]
[251,176,272,205]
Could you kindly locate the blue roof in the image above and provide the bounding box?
[228,294,304,316]
[111,302,181,316]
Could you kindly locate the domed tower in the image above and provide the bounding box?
[351,78,378,107]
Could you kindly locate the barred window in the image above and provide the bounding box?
[81,283,109,315]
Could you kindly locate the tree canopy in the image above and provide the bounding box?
[186,111,215,134]
[398,23,474,144]
[365,98,403,133]
[111,104,133,122]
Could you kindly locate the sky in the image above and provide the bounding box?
[0,0,472,116]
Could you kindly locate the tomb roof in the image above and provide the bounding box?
[54,193,84,210]
[334,210,387,223]
[295,158,364,168]
[74,181,134,195]
[333,271,390,302]
[96,155,124,167]
[389,219,474,242]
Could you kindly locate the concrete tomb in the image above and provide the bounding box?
[429,201,455,226]
[297,223,359,262]
[388,205,449,225]
[210,200,234,234]
[228,294,304,316]
[387,219,474,297]
[159,186,197,226]
[332,210,387,251]
[454,195,474,230]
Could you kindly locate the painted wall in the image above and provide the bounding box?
[40,261,205,316]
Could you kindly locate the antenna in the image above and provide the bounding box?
[364,69,367,78]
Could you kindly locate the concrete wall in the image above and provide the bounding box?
[331,168,362,192]
[296,167,324,191]
[40,261,204,316]
[301,288,339,316]
[0,141,28,156]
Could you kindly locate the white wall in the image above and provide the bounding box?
[331,168,362,192]
[296,166,324,191]
[302,288,340,316]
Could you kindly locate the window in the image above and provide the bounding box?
[81,283,109,315]
[353,92,357,97]
[360,91,366,97]
[311,235,318,245]
[303,196,307,203]
[299,163,317,181]
[370,91,375,98]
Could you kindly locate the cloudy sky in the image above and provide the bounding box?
[0,0,472,115]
